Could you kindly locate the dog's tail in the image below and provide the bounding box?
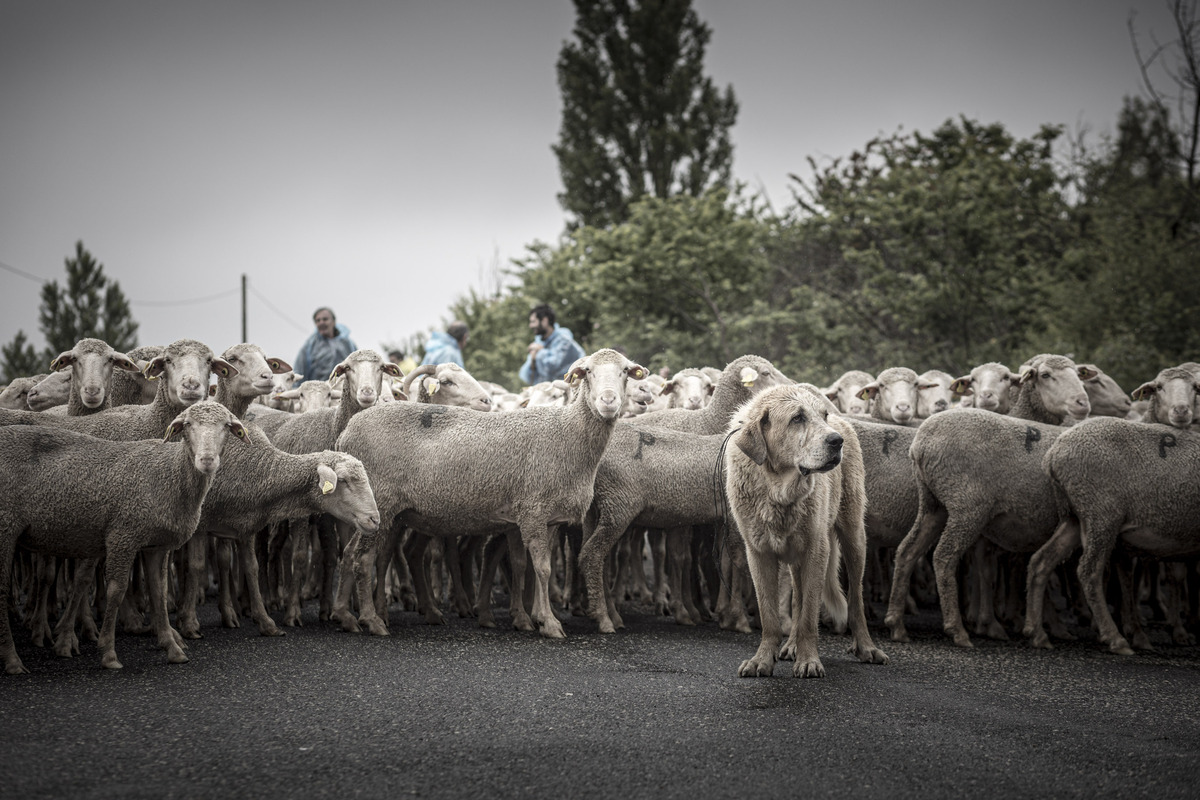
[822,533,848,633]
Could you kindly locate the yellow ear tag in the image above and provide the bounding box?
[743,380,755,387]
[429,381,439,394]
[322,480,335,495]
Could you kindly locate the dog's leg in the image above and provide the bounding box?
[738,544,781,678]
[787,543,827,678]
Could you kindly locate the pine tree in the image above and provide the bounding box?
[553,0,738,229]
[38,241,139,357]
[1,330,41,382]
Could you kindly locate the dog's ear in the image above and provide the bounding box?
[735,409,770,466]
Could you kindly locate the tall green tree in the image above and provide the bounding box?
[1,241,139,381]
[554,0,738,229]
[39,241,138,357]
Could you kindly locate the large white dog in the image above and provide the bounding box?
[725,384,889,677]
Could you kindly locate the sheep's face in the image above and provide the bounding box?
[859,369,919,424]
[50,338,140,409]
[316,456,381,532]
[567,349,647,422]
[916,371,955,417]
[735,385,845,477]
[523,381,569,408]
[1019,357,1092,421]
[1133,368,1200,428]
[146,339,231,408]
[662,370,713,411]
[729,357,790,403]
[164,400,248,476]
[1079,366,1133,419]
[827,371,872,416]
[952,364,1016,413]
[425,364,493,412]
[332,351,402,410]
[0,377,40,410]
[27,371,72,411]
[221,344,292,399]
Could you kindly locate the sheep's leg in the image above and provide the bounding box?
[0,522,29,674]
[142,549,188,664]
[1024,519,1081,648]
[349,529,389,637]
[566,525,587,617]
[318,514,340,622]
[738,544,781,678]
[475,534,506,628]
[1076,520,1132,655]
[119,556,149,634]
[404,532,445,626]
[649,529,669,614]
[1115,554,1151,651]
[460,537,481,611]
[930,509,989,648]
[578,510,637,634]
[693,526,718,622]
[331,529,363,633]
[97,547,139,670]
[602,551,624,630]
[213,538,239,628]
[283,518,308,626]
[505,530,535,632]
[442,535,474,618]
[885,487,947,642]
[29,555,56,648]
[548,534,565,608]
[176,535,207,638]
[1164,561,1195,645]
[368,521,392,621]
[522,523,565,639]
[238,531,283,637]
[970,539,1008,640]
[627,530,651,603]
[391,528,418,612]
[665,528,695,625]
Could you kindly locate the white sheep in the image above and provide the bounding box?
[0,400,248,673]
[949,362,1017,413]
[824,369,874,416]
[916,369,956,418]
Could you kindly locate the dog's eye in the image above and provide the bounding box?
[790,412,805,425]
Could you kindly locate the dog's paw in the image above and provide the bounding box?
[793,658,825,678]
[738,656,774,677]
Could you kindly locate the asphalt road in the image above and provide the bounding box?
[2,598,1198,800]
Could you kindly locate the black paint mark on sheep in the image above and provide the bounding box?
[1159,433,1177,459]
[634,431,656,460]
[1024,427,1041,452]
[420,408,442,428]
[882,429,899,457]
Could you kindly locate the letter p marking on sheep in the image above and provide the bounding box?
[1159,433,1177,459]
[1024,427,1041,453]
[882,429,899,456]
[634,431,656,460]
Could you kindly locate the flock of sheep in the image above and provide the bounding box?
[0,334,1197,677]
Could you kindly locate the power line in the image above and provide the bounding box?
[0,260,44,283]
[248,282,309,334]
[132,287,240,307]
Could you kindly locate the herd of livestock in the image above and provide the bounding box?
[0,335,1197,676]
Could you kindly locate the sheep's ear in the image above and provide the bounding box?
[267,358,293,375]
[566,365,588,386]
[143,356,168,380]
[626,364,648,380]
[275,388,302,400]
[1077,365,1099,381]
[112,353,140,372]
[1018,364,1037,385]
[1131,382,1157,401]
[317,463,338,495]
[949,377,972,396]
[917,381,940,390]
[207,384,217,397]
[857,383,880,401]
[423,377,439,395]
[660,381,677,396]
[381,362,403,378]
[163,417,187,441]
[329,389,343,400]
[329,362,350,380]
[226,420,249,441]
[734,411,770,467]
[740,368,758,388]
[50,351,76,372]
[292,372,304,381]
[211,357,239,379]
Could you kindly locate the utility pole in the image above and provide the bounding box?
[241,274,247,343]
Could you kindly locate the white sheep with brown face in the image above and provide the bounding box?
[724,384,889,679]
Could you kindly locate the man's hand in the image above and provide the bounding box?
[528,342,544,360]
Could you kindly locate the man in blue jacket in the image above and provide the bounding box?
[519,304,586,385]
[294,306,357,386]
[420,320,468,367]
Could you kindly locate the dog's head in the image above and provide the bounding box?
[732,384,845,476]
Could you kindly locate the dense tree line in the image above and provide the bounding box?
[453,100,1198,393]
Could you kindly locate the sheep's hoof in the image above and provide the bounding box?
[177,619,202,639]
[5,658,30,675]
[364,617,390,637]
[101,652,123,670]
[511,612,535,632]
[595,618,616,634]
[1109,640,1135,656]
[794,658,825,678]
[951,632,974,648]
[738,656,774,678]
[538,619,567,640]
[332,610,361,634]
[422,609,446,626]
[259,624,285,637]
[167,647,189,665]
[53,632,79,658]
[1173,628,1196,646]
[283,610,302,628]
[980,621,1008,641]
[611,611,625,630]
[851,643,890,664]
[1131,632,1154,651]
[476,613,496,629]
[220,610,241,629]
[1026,628,1053,650]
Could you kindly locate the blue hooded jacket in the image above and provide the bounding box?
[420,330,465,367]
[294,323,357,387]
[519,324,586,385]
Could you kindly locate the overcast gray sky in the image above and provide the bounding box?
[0,0,1176,370]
